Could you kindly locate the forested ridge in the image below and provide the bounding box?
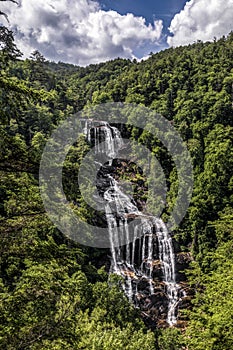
[0,19,233,349]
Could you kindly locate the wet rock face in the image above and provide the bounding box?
[151,260,163,280]
[127,242,193,328]
[117,247,193,329]
[96,163,113,196]
[134,281,170,329]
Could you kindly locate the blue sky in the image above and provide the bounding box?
[1,0,233,66]
[99,0,188,56]
[100,0,187,28]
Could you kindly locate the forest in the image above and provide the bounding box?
[0,14,233,350]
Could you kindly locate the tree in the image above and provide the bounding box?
[0,26,22,65]
[185,242,233,350]
[30,50,46,63]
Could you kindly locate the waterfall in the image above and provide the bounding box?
[83,120,183,326]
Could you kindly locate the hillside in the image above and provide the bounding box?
[0,25,233,349]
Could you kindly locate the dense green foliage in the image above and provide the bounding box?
[1,18,233,349]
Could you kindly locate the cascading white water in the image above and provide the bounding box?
[83,120,92,143]
[154,218,180,325]
[82,120,123,160]
[83,120,182,325]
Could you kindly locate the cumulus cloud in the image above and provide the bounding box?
[167,0,233,47]
[0,0,163,65]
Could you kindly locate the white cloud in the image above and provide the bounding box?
[167,0,233,47]
[0,0,163,65]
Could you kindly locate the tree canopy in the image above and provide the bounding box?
[0,26,233,349]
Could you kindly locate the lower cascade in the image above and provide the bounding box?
[83,119,185,326]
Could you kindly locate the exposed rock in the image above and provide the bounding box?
[122,270,137,279]
[175,252,193,282]
[174,320,188,329]
[176,252,193,265]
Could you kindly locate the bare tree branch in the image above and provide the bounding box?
[0,1,18,4]
[0,0,18,22]
[0,10,9,22]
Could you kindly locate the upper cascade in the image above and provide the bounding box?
[82,120,185,326]
[82,119,123,159]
